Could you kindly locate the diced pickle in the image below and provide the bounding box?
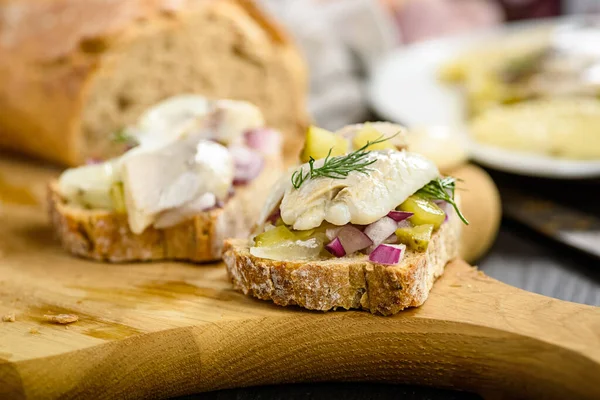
[110,182,127,213]
[275,217,285,226]
[398,195,445,229]
[254,225,296,247]
[293,228,315,240]
[250,238,324,261]
[395,224,434,252]
[300,126,348,162]
[352,125,395,151]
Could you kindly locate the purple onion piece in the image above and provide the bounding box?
[337,225,373,254]
[366,234,399,255]
[368,244,406,265]
[230,145,264,185]
[396,220,413,229]
[384,234,398,244]
[434,201,449,223]
[266,208,281,224]
[86,158,103,165]
[244,128,282,155]
[325,226,343,241]
[325,237,346,257]
[364,217,398,247]
[387,211,414,222]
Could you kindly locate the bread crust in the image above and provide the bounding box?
[0,0,308,165]
[48,156,283,263]
[223,212,461,315]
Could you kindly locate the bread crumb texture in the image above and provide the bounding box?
[43,314,79,325]
[2,312,16,322]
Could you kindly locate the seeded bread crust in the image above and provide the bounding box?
[48,156,283,263]
[223,209,461,315]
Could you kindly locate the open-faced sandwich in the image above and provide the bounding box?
[49,96,283,262]
[223,123,468,315]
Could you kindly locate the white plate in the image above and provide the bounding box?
[368,17,600,179]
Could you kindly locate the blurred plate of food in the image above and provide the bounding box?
[369,15,600,179]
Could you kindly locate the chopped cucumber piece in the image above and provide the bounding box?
[110,182,127,213]
[250,238,324,261]
[398,195,445,229]
[254,225,296,247]
[352,125,396,151]
[395,224,434,252]
[293,228,315,240]
[275,217,285,226]
[300,126,348,162]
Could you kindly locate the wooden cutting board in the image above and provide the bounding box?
[0,156,599,400]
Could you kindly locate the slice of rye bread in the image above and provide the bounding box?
[223,208,462,315]
[48,156,283,263]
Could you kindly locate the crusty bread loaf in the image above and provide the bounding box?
[49,155,283,262]
[0,0,308,166]
[223,208,461,315]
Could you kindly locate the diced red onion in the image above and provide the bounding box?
[244,128,282,155]
[431,200,450,222]
[125,142,138,151]
[325,237,346,257]
[397,220,413,229]
[325,226,343,241]
[86,158,103,165]
[384,234,398,244]
[266,208,281,224]
[364,216,398,246]
[365,234,399,254]
[229,145,264,185]
[368,244,406,265]
[337,225,373,255]
[387,210,413,222]
[438,201,450,222]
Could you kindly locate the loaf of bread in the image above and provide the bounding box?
[0,0,308,165]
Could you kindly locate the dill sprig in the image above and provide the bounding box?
[417,177,469,225]
[291,133,398,189]
[112,128,139,147]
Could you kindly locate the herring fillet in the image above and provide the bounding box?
[280,150,439,230]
